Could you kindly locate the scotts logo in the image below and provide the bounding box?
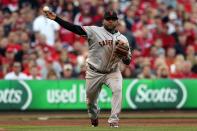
[0,80,32,110]
[126,79,187,109]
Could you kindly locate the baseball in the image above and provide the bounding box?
[43,6,50,11]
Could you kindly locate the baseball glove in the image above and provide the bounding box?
[114,40,129,58]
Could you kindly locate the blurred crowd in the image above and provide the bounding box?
[0,0,197,80]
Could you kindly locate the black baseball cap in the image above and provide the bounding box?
[104,10,118,20]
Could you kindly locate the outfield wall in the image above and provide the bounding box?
[0,79,196,110]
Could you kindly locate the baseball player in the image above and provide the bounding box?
[43,7,131,128]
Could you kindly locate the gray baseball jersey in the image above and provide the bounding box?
[82,25,130,124]
[83,26,130,75]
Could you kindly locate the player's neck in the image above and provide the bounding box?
[104,26,117,34]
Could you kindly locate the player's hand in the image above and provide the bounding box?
[43,6,56,20]
[114,40,129,58]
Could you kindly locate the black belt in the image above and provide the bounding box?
[88,64,114,74]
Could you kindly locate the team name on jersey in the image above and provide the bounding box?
[98,40,113,47]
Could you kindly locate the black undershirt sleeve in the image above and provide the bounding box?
[54,16,87,36]
[122,56,131,65]
[122,50,131,65]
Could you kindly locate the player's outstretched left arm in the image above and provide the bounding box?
[43,6,87,36]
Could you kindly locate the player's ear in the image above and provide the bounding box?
[103,19,107,26]
[116,19,120,25]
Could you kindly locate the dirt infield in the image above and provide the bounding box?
[1,118,197,127]
[0,111,197,127]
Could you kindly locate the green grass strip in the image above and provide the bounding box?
[1,126,197,131]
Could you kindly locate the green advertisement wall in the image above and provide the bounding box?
[0,79,196,110]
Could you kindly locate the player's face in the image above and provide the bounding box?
[103,18,118,30]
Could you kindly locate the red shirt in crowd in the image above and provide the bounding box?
[59,27,75,45]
